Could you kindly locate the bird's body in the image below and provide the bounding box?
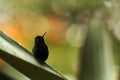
[32,32,49,61]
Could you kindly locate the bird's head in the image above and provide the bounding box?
[35,32,47,44]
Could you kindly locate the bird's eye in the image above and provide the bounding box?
[35,38,39,42]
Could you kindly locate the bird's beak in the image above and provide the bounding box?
[42,32,47,37]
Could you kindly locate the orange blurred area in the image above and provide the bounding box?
[45,13,68,44]
[1,13,69,45]
[0,20,28,45]
[0,59,4,68]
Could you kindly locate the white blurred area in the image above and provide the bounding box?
[66,24,86,47]
[0,1,12,24]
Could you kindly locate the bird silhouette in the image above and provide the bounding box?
[32,32,49,62]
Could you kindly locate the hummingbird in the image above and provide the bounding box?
[32,32,49,62]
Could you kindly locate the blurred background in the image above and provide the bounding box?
[0,0,120,80]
